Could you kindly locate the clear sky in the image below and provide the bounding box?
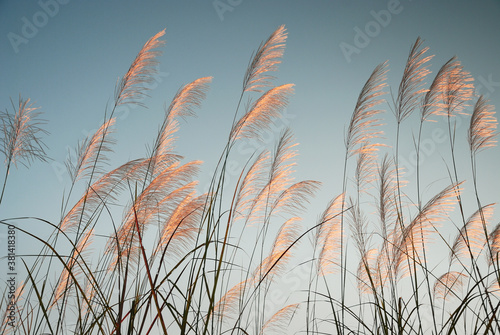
[1,0,500,332]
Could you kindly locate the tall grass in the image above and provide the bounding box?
[1,26,499,334]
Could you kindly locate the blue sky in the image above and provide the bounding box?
[1,0,500,331]
[1,0,498,215]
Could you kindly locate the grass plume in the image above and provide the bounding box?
[2,26,500,335]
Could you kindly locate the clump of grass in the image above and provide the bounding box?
[1,26,499,335]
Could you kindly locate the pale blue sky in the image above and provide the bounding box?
[1,0,500,331]
[1,0,499,214]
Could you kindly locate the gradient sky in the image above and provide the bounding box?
[1,0,500,331]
